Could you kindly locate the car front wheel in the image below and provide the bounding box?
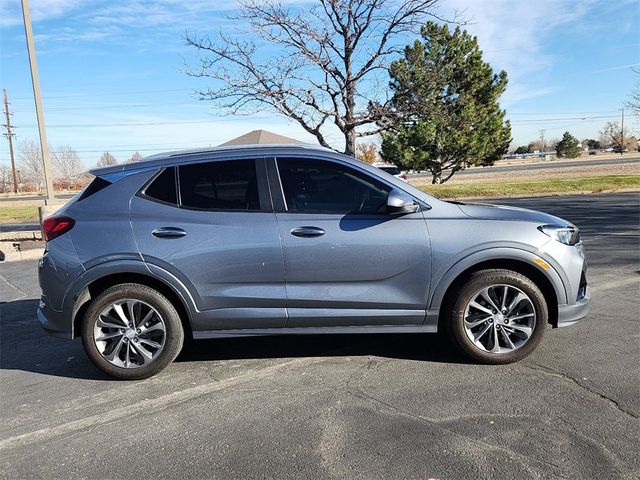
[81,283,184,380]
[447,269,547,364]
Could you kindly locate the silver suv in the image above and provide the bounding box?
[38,144,590,379]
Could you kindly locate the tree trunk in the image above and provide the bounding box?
[344,129,357,157]
[432,171,442,184]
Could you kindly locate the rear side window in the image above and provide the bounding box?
[77,176,112,202]
[144,167,177,205]
[178,159,260,211]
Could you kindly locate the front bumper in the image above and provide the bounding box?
[557,286,591,327]
[37,297,73,339]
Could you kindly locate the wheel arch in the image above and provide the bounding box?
[69,264,195,339]
[433,252,564,328]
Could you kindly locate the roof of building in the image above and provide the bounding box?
[219,129,303,146]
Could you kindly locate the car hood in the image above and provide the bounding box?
[454,201,572,226]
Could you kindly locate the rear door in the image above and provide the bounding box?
[130,158,286,331]
[269,156,431,327]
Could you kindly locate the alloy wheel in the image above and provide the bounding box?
[463,284,536,354]
[93,299,166,368]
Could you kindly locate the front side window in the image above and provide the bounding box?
[277,158,391,214]
[178,159,260,211]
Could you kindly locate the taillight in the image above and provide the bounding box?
[42,216,75,242]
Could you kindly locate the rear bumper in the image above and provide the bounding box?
[37,298,73,339]
[556,286,590,327]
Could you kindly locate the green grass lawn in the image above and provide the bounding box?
[0,204,40,223]
[418,175,640,199]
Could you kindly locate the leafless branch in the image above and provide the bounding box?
[185,0,445,155]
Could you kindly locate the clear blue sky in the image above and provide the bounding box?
[0,0,638,168]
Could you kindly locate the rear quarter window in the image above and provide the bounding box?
[143,167,178,205]
[76,176,112,202]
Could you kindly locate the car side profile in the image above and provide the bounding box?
[38,144,590,379]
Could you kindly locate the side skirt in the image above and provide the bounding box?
[193,324,438,340]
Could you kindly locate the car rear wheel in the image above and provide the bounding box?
[81,283,184,380]
[447,269,547,364]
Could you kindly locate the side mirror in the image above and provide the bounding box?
[386,189,419,215]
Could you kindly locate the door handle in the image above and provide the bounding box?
[152,227,187,238]
[290,226,325,238]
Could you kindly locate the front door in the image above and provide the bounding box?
[270,157,431,327]
[131,158,286,331]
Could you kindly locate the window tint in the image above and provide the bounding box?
[178,159,260,210]
[77,176,112,202]
[144,167,177,205]
[277,158,391,214]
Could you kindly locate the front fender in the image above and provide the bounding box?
[429,247,568,309]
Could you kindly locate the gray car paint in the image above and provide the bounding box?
[37,144,589,340]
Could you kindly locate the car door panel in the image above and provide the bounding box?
[271,157,431,327]
[277,212,430,326]
[131,160,286,331]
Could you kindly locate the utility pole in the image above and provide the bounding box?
[620,108,625,155]
[21,0,55,204]
[539,129,546,156]
[2,89,19,194]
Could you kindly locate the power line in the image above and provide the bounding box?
[10,88,188,101]
[11,113,628,130]
[9,102,207,113]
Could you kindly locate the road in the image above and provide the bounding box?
[1,192,639,479]
[408,155,639,179]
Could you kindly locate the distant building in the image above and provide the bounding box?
[219,129,303,146]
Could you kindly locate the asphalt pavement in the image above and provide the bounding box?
[0,192,638,479]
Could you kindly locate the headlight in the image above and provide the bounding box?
[538,224,581,246]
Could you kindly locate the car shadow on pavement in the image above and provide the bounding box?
[1,298,468,380]
[0,299,112,381]
[177,332,470,365]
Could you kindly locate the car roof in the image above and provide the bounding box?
[89,143,338,176]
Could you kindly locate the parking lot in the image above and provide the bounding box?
[1,192,638,479]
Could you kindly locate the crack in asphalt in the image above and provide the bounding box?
[345,385,571,479]
[0,272,27,300]
[341,357,572,478]
[0,357,319,451]
[523,362,639,419]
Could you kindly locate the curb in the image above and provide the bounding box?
[0,230,42,242]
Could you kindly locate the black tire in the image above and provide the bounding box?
[81,283,184,380]
[446,269,547,364]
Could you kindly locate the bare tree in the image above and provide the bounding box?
[97,151,118,167]
[53,145,84,187]
[18,139,44,190]
[126,151,143,163]
[186,0,444,156]
[0,164,12,193]
[600,121,628,149]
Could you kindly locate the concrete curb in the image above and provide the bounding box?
[0,230,42,242]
